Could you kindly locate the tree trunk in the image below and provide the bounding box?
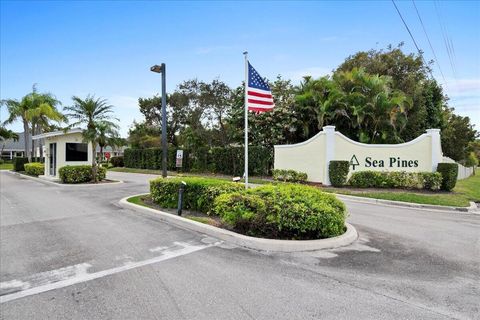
[92,142,98,183]
[23,120,30,161]
[31,122,36,161]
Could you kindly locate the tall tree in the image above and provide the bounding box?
[96,121,120,161]
[1,85,63,160]
[64,96,118,182]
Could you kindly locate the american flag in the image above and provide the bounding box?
[247,62,275,112]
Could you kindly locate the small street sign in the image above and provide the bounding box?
[176,150,183,167]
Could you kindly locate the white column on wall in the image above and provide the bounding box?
[323,125,336,186]
[426,129,441,172]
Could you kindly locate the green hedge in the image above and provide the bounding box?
[59,165,107,184]
[13,157,29,172]
[150,177,243,214]
[213,184,347,240]
[271,169,308,183]
[329,161,350,187]
[348,171,442,191]
[110,156,124,167]
[436,163,458,191]
[125,146,272,176]
[24,162,44,176]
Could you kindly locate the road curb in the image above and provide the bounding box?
[8,171,123,187]
[335,193,478,214]
[119,194,358,252]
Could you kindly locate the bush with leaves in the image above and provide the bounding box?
[436,163,458,191]
[109,156,124,167]
[329,161,350,187]
[59,165,106,184]
[272,169,308,183]
[13,157,29,172]
[213,184,346,240]
[150,177,243,214]
[24,162,44,176]
[348,170,442,191]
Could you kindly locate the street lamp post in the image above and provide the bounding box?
[150,63,168,178]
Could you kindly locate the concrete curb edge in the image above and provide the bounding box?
[335,193,478,214]
[8,171,123,187]
[119,194,358,252]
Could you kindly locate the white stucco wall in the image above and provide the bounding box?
[274,126,444,185]
[43,132,92,178]
[274,132,327,183]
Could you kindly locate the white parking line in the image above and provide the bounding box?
[0,241,219,303]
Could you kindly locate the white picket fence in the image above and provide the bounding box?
[442,157,475,180]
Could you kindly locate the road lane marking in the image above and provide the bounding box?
[0,241,220,303]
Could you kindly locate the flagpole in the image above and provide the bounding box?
[243,51,249,189]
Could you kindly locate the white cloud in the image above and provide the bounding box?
[444,78,480,127]
[288,67,332,82]
[108,95,138,109]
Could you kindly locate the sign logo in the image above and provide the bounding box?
[176,150,184,168]
[350,155,359,170]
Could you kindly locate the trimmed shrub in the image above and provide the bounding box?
[213,184,347,240]
[24,162,44,176]
[420,172,442,191]
[110,156,124,167]
[272,169,308,183]
[13,157,29,172]
[124,146,273,176]
[150,177,243,214]
[436,163,458,191]
[329,161,350,187]
[348,170,442,191]
[59,165,106,184]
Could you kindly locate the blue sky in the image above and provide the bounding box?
[1,0,479,137]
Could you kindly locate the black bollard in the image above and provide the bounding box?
[177,181,187,216]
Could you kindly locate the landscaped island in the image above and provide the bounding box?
[131,177,347,240]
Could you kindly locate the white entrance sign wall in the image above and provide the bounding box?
[274,126,443,185]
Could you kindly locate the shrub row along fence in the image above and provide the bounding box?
[124,146,273,176]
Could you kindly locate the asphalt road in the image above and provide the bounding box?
[0,171,478,320]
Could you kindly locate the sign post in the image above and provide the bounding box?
[176,150,183,169]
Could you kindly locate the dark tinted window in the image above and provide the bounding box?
[66,143,88,161]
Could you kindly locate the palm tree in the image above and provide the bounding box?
[1,98,31,159]
[64,95,118,182]
[25,87,64,159]
[1,85,64,160]
[96,121,120,161]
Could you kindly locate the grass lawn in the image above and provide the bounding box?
[0,163,13,170]
[109,167,271,185]
[324,173,479,207]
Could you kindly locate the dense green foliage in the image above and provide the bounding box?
[59,165,107,184]
[348,171,442,190]
[110,156,124,167]
[329,161,350,187]
[64,95,118,182]
[13,157,29,172]
[150,177,243,214]
[125,146,272,175]
[271,169,308,183]
[24,162,44,176]
[1,85,64,161]
[213,184,347,240]
[436,163,458,191]
[128,45,476,164]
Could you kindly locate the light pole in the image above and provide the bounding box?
[150,63,167,178]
